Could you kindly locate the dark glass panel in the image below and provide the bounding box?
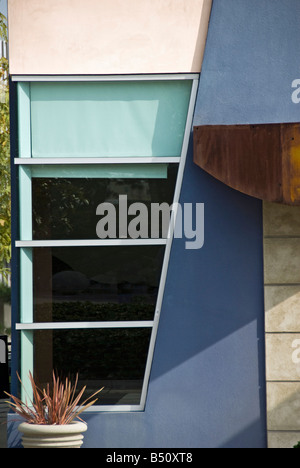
[33,246,165,322]
[32,165,178,240]
[33,328,152,406]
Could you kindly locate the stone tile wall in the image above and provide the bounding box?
[264,202,300,448]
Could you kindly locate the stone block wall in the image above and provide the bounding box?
[264,202,300,448]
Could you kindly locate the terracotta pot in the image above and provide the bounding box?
[18,421,87,448]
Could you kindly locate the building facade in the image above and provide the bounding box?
[7,0,300,448]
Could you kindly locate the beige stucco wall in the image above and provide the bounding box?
[8,0,212,75]
[264,202,300,448]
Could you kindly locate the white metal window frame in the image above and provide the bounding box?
[14,158,181,165]
[11,74,199,82]
[14,74,199,412]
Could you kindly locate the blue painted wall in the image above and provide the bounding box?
[13,0,300,447]
[79,0,300,447]
[76,141,266,449]
[195,0,300,126]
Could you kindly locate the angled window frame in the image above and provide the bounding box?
[13,74,199,412]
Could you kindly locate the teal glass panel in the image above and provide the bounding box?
[17,83,31,158]
[30,164,167,179]
[20,331,34,402]
[19,166,32,240]
[30,81,192,158]
[20,248,33,323]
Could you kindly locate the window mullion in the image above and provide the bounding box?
[16,239,168,248]
[16,321,154,330]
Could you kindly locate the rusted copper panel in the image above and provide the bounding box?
[194,123,300,206]
[281,124,300,205]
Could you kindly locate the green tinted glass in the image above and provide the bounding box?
[29,80,192,158]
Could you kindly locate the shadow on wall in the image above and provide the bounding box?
[151,146,265,380]
[146,137,267,448]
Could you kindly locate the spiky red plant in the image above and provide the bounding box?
[5,371,103,425]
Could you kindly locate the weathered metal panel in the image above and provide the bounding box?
[194,123,300,206]
[281,124,300,205]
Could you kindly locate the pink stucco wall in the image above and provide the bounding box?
[8,0,212,75]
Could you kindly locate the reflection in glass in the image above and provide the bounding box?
[33,246,165,322]
[33,328,152,406]
[32,165,178,240]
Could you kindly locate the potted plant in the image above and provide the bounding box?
[5,371,103,449]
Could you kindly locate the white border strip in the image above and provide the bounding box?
[14,157,180,165]
[16,239,167,248]
[11,74,199,82]
[83,405,142,413]
[16,321,154,330]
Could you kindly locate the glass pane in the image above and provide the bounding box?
[32,165,178,240]
[30,80,192,158]
[33,328,152,406]
[33,246,165,322]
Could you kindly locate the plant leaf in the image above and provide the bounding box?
[6,371,104,425]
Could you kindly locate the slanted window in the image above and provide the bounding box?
[14,76,198,411]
